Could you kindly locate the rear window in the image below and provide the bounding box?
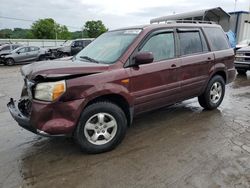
[203,27,230,51]
[178,31,203,56]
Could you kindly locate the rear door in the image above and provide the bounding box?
[177,28,214,100]
[28,47,40,61]
[129,29,181,115]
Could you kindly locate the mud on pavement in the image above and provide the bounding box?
[0,65,250,188]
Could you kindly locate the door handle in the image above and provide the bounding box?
[207,57,212,61]
[171,64,177,68]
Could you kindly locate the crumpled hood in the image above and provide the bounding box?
[21,57,109,80]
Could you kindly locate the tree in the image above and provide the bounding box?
[84,20,108,38]
[56,25,71,39]
[31,18,71,39]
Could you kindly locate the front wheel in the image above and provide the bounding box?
[198,75,225,110]
[5,58,15,66]
[237,69,247,75]
[74,101,127,154]
[38,55,47,61]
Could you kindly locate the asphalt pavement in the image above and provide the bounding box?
[0,65,250,188]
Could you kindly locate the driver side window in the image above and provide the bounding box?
[140,32,175,62]
[18,48,27,53]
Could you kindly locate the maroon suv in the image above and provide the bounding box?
[8,23,236,153]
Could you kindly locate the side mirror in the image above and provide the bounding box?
[16,51,20,54]
[133,52,154,66]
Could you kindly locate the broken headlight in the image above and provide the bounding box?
[34,80,66,102]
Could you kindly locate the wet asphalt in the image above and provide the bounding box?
[0,65,250,188]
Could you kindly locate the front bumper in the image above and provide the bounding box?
[234,60,250,70]
[7,98,67,137]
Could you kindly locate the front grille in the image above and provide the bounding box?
[18,99,32,116]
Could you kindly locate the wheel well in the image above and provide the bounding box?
[86,94,131,126]
[214,71,226,83]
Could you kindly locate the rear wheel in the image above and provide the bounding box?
[198,75,225,110]
[237,69,247,75]
[74,101,127,154]
[5,58,15,66]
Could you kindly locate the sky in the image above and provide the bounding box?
[0,0,250,31]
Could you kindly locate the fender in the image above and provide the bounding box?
[82,83,134,108]
[200,63,227,94]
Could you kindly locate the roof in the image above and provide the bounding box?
[150,7,230,24]
[111,23,221,32]
[229,11,250,15]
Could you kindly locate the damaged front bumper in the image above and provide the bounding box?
[7,98,66,137]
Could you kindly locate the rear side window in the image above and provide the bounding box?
[30,47,39,51]
[140,32,175,61]
[178,31,203,56]
[203,27,230,51]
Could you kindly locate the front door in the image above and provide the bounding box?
[15,47,29,62]
[129,30,181,115]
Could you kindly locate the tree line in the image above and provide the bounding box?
[0,18,108,39]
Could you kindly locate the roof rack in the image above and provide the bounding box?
[154,20,216,24]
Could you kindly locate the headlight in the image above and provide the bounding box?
[236,53,244,57]
[34,80,66,101]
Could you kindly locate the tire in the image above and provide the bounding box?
[74,101,127,154]
[59,53,69,58]
[5,58,15,66]
[38,55,46,61]
[198,75,225,110]
[237,69,247,75]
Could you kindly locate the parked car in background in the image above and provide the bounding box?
[8,23,235,154]
[235,46,250,74]
[236,39,250,50]
[0,43,22,56]
[0,44,22,63]
[1,46,49,66]
[48,39,94,59]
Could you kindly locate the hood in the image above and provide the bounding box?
[236,46,250,52]
[21,57,109,80]
[236,44,249,49]
[0,50,11,56]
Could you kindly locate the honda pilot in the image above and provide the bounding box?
[8,23,236,153]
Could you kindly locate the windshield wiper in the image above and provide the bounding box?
[80,56,99,64]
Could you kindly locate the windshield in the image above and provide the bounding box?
[62,40,72,46]
[75,29,141,64]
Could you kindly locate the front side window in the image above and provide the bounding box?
[13,45,21,49]
[203,27,230,51]
[18,48,26,53]
[75,29,141,64]
[178,31,203,56]
[2,46,11,51]
[140,32,175,62]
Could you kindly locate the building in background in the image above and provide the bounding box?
[229,11,250,43]
[150,7,250,43]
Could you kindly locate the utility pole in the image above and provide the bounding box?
[234,0,238,12]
